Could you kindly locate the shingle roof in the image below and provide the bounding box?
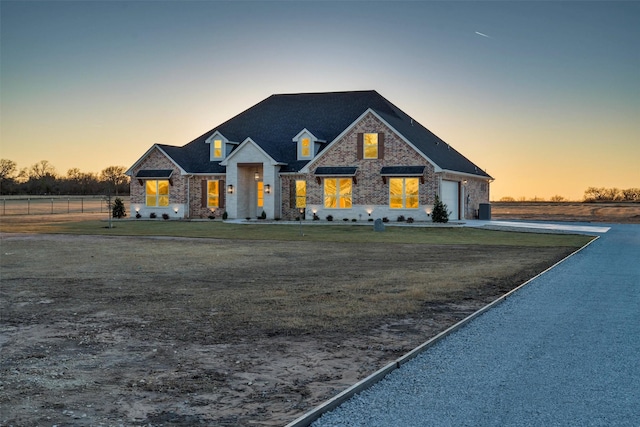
[163,90,491,178]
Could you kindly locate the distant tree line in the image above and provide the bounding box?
[498,187,640,203]
[0,159,130,196]
[583,187,640,202]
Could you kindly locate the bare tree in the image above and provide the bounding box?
[0,159,17,194]
[28,160,57,180]
[100,166,129,196]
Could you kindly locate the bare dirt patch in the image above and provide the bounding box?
[0,231,581,426]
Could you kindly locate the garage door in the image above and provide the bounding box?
[441,180,459,221]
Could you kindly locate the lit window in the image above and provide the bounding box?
[213,140,223,158]
[324,178,352,209]
[208,180,219,207]
[146,180,170,207]
[296,180,306,208]
[389,178,419,209]
[257,182,264,208]
[364,133,378,159]
[301,138,310,157]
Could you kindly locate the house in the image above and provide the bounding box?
[126,90,492,221]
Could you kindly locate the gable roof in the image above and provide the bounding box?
[150,90,491,178]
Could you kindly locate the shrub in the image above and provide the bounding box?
[258,210,267,220]
[397,215,405,222]
[162,213,170,220]
[112,198,126,219]
[407,217,414,223]
[368,218,374,222]
[208,214,216,220]
[382,217,389,223]
[313,213,320,221]
[351,218,357,222]
[135,213,141,219]
[432,195,449,223]
[222,211,228,220]
[326,215,333,221]
[343,218,349,222]
[150,212,157,219]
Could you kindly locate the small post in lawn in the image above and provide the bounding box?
[299,208,304,236]
[107,189,113,229]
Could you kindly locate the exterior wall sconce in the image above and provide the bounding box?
[135,207,140,213]
[227,184,234,194]
[174,207,179,214]
[463,180,468,185]
[264,184,271,194]
[254,172,260,181]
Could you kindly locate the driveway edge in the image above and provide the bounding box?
[285,235,601,427]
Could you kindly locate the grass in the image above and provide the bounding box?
[0,217,594,247]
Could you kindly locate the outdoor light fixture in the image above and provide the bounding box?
[174,207,179,214]
[227,184,234,194]
[264,184,271,194]
[135,207,140,213]
[463,180,468,185]
[254,172,260,181]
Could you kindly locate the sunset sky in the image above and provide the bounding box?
[1,1,638,201]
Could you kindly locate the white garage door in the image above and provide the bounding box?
[441,180,459,221]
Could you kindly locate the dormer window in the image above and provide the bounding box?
[293,129,325,161]
[301,138,311,157]
[206,132,236,161]
[213,139,223,158]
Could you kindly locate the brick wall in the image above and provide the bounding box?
[281,113,440,221]
[129,148,186,218]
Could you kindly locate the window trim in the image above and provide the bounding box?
[323,177,353,209]
[295,180,306,208]
[389,177,420,209]
[207,180,220,208]
[357,132,385,160]
[212,139,224,159]
[145,179,170,207]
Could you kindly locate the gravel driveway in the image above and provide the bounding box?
[312,224,640,426]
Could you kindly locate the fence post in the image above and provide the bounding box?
[27,198,30,215]
[68,197,70,214]
[81,197,84,213]
[51,198,54,214]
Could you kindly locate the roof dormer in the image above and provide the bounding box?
[205,132,237,161]
[292,129,325,161]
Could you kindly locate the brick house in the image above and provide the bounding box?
[126,91,492,221]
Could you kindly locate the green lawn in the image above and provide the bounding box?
[0,217,594,247]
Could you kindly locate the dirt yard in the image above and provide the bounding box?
[0,226,584,427]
